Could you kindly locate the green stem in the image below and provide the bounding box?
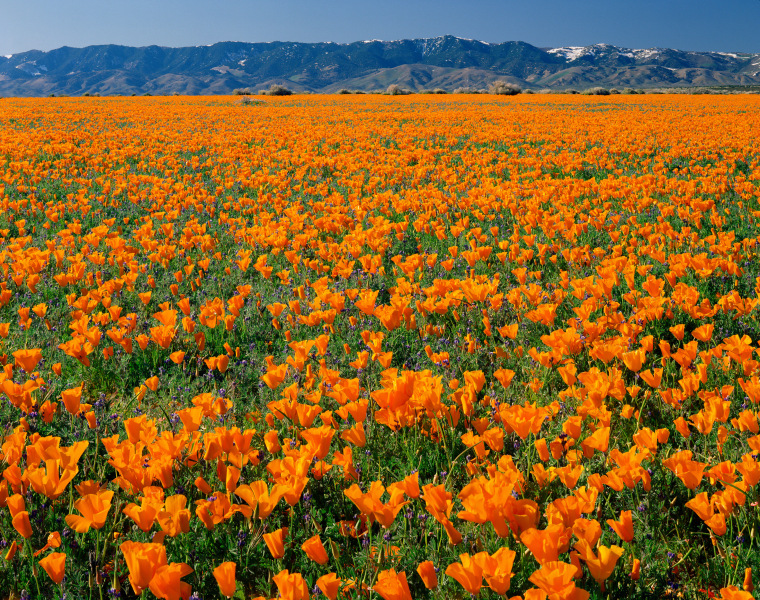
[23,537,41,597]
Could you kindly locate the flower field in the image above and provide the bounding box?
[1,93,760,599]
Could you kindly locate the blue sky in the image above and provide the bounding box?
[3,0,760,56]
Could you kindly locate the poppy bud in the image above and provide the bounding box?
[631,558,641,580]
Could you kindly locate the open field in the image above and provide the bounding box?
[1,94,760,599]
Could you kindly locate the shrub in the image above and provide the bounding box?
[582,87,611,95]
[262,84,293,96]
[239,96,265,106]
[386,84,411,95]
[233,88,253,96]
[453,86,481,94]
[488,80,522,95]
[337,89,351,95]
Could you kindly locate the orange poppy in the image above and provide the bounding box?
[213,562,237,598]
[39,552,66,585]
[301,535,329,565]
[264,527,288,559]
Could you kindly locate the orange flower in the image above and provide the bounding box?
[662,450,707,489]
[13,348,42,373]
[145,376,159,391]
[26,459,80,500]
[120,540,167,595]
[574,541,624,588]
[149,562,193,600]
[572,518,602,546]
[264,527,288,559]
[301,534,329,565]
[65,490,114,533]
[157,495,191,537]
[235,481,285,519]
[631,558,641,580]
[4,541,18,561]
[169,351,186,364]
[123,498,160,533]
[213,562,237,598]
[639,368,662,389]
[521,525,572,564]
[61,385,83,415]
[622,348,645,372]
[416,560,438,589]
[316,573,342,600]
[8,494,33,538]
[606,510,634,542]
[262,358,288,389]
[39,552,66,585]
[272,569,309,600]
[373,569,413,600]
[529,561,586,600]
[718,586,754,600]
[479,547,516,595]
[445,554,483,595]
[34,531,62,556]
[692,323,714,342]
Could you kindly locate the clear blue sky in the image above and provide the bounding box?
[3,0,760,56]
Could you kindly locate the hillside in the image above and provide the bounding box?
[1,37,759,95]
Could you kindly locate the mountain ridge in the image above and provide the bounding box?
[2,36,759,96]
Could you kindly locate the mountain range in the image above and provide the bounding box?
[2,36,760,96]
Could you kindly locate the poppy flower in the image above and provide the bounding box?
[718,586,753,600]
[34,531,62,556]
[264,527,288,559]
[373,569,413,600]
[120,541,167,595]
[272,569,309,600]
[416,560,437,589]
[13,348,42,373]
[529,561,586,600]
[8,494,32,538]
[316,573,342,600]
[39,552,66,585]
[4,541,18,561]
[213,562,237,598]
[149,562,193,600]
[480,547,516,595]
[445,554,483,595]
[606,510,634,542]
[574,541,624,588]
[65,490,114,533]
[301,535,329,565]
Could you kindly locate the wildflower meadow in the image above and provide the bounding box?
[0,93,759,600]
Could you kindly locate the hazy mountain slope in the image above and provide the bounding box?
[1,37,758,96]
